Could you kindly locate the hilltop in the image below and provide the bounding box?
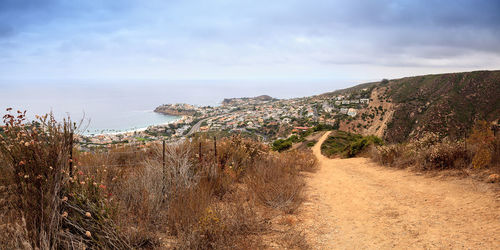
[221,95,277,106]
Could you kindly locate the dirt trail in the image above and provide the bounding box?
[297,131,500,249]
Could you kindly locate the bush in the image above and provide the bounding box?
[272,138,293,152]
[321,131,382,158]
[246,155,305,213]
[0,111,129,249]
[417,139,468,171]
[1,112,314,249]
[345,135,383,158]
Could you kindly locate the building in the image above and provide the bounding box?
[360,98,370,104]
[340,108,349,114]
[347,108,357,117]
[342,100,350,105]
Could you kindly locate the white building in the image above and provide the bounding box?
[347,108,357,117]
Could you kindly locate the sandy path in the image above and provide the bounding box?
[298,131,500,249]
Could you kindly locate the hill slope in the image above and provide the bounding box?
[383,70,500,142]
[327,70,500,143]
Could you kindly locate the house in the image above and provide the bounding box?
[322,101,333,112]
[342,100,350,105]
[347,108,357,117]
[335,100,341,106]
[340,108,349,114]
[350,99,360,104]
[325,119,336,126]
[360,98,370,104]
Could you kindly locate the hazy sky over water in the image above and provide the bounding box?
[1,0,499,84]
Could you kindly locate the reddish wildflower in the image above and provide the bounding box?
[99,184,106,189]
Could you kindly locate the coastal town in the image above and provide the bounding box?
[77,86,377,149]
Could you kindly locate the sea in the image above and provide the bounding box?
[0,79,359,135]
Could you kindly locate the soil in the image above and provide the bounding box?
[296,131,500,249]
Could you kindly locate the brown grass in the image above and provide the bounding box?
[371,122,500,173]
[0,112,317,249]
[246,151,313,214]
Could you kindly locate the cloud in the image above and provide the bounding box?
[0,0,499,81]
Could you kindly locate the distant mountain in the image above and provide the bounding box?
[221,95,277,106]
[325,70,500,143]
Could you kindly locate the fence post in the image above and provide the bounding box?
[69,132,74,177]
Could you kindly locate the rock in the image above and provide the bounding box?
[486,174,500,183]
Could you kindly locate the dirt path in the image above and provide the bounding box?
[297,131,500,249]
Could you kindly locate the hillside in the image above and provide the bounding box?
[383,70,500,142]
[221,95,277,106]
[330,70,500,143]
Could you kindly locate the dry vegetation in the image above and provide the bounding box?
[0,110,317,249]
[371,120,500,179]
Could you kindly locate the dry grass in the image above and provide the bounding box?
[246,151,314,214]
[0,113,317,249]
[371,122,500,173]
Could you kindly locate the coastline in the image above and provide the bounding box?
[82,115,184,137]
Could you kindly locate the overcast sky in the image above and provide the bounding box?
[1,0,499,84]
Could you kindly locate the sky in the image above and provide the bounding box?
[1,0,500,85]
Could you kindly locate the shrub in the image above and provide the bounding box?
[0,111,129,249]
[417,139,468,171]
[468,120,495,168]
[272,138,293,152]
[246,150,316,213]
[345,135,383,158]
[0,111,73,248]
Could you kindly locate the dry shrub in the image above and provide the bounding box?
[0,111,72,248]
[282,150,318,172]
[371,125,500,171]
[192,134,268,180]
[1,112,313,249]
[467,120,496,169]
[281,229,310,250]
[417,139,468,171]
[246,154,305,213]
[167,178,263,249]
[0,111,129,249]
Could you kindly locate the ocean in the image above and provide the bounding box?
[0,79,358,134]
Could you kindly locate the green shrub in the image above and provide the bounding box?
[345,135,383,157]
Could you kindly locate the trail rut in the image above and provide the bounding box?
[297,131,500,249]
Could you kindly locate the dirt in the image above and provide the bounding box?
[296,131,500,249]
[364,87,394,138]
